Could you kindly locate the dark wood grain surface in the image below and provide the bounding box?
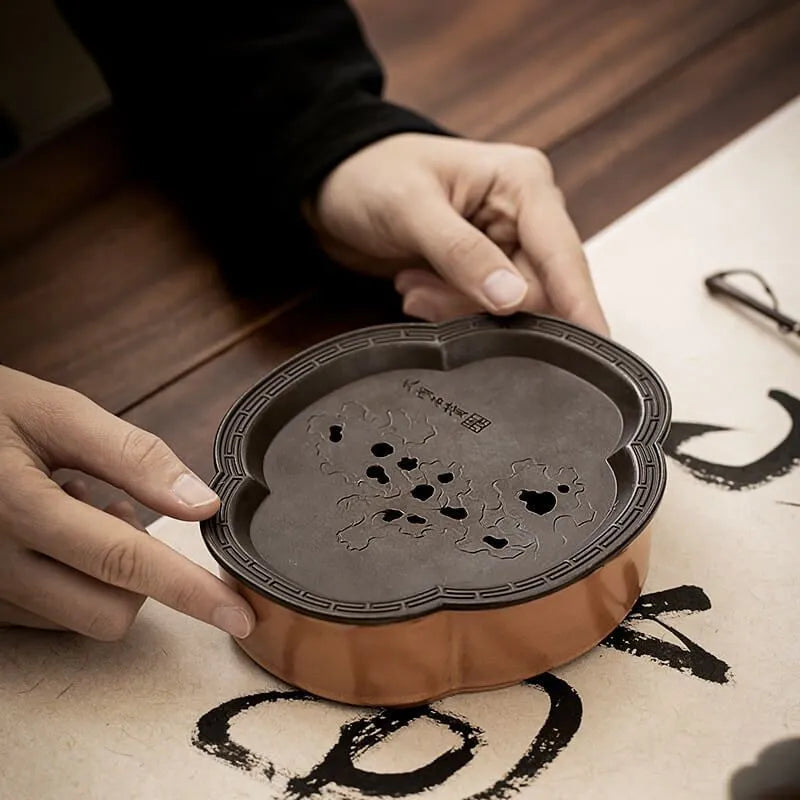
[0,110,126,255]
[2,0,798,522]
[354,0,774,143]
[1,180,302,411]
[549,0,800,239]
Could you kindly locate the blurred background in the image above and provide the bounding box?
[0,0,108,157]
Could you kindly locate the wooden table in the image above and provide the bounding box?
[2,0,799,523]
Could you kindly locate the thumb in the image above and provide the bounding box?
[33,388,218,521]
[403,196,529,314]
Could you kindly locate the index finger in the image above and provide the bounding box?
[518,187,609,336]
[15,480,254,639]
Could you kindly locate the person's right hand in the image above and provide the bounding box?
[0,366,255,641]
[308,133,609,335]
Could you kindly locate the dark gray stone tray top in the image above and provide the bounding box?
[201,314,670,623]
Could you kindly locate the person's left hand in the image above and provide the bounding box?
[306,133,608,335]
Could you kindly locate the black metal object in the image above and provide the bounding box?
[705,270,800,336]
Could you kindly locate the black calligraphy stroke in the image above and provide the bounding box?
[465,674,581,800]
[664,389,800,490]
[193,688,298,778]
[287,706,482,798]
[192,673,582,799]
[601,585,732,684]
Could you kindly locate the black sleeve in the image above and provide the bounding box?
[56,1,450,263]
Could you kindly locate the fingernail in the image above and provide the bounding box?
[212,606,253,639]
[481,270,527,310]
[171,473,218,507]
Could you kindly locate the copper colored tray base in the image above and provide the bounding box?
[201,314,670,707]
[223,527,651,707]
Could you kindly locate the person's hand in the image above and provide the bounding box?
[307,133,608,335]
[0,366,254,640]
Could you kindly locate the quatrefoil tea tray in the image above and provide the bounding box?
[201,314,670,707]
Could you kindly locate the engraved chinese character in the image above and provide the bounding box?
[461,413,492,433]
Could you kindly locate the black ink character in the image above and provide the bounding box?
[665,389,800,490]
[192,674,582,799]
[601,585,732,684]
